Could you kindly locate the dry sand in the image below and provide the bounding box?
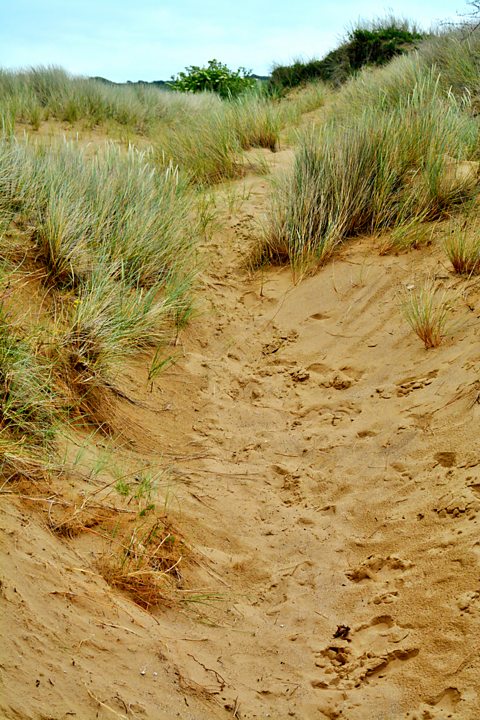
[1,148,480,719]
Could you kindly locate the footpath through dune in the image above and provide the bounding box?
[2,146,480,720]
[151,146,480,719]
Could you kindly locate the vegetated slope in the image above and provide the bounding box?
[2,34,480,717]
[270,17,424,91]
[261,29,480,275]
[2,144,480,719]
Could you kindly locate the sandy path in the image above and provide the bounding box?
[154,151,480,718]
[2,148,480,719]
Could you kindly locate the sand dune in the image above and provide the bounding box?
[1,148,480,719]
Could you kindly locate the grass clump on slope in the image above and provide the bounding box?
[0,135,198,433]
[259,47,480,276]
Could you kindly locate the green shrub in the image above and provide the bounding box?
[170,59,256,98]
[270,18,424,92]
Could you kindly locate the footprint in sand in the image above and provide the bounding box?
[433,487,480,521]
[396,370,438,397]
[261,329,299,356]
[311,615,419,691]
[346,555,414,606]
[307,364,363,391]
[346,555,414,583]
[309,312,330,321]
[404,687,463,719]
[433,451,457,468]
[270,464,304,506]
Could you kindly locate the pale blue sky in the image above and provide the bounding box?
[0,0,470,82]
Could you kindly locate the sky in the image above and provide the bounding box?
[0,0,472,83]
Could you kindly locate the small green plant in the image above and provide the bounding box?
[401,280,452,348]
[147,349,178,384]
[170,59,256,98]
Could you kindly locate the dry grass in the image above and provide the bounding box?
[98,518,187,609]
[445,217,480,275]
[401,279,452,349]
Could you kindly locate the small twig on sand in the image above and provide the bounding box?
[186,653,227,690]
[84,685,128,719]
[96,621,142,637]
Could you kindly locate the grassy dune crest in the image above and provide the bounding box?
[0,66,202,132]
[260,36,480,275]
[154,90,305,184]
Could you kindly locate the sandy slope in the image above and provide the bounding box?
[1,148,480,719]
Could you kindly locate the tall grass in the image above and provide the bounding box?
[0,138,196,289]
[261,68,479,275]
[330,28,480,118]
[154,90,290,184]
[286,81,329,115]
[228,94,284,152]
[419,29,480,104]
[0,66,209,132]
[0,302,57,443]
[155,100,241,184]
[1,66,313,187]
[0,135,198,428]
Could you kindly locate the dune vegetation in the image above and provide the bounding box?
[269,17,425,91]
[3,20,480,719]
[2,17,480,572]
[259,29,480,276]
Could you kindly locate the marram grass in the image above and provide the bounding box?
[259,72,479,276]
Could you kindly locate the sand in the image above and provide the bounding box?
[1,148,480,719]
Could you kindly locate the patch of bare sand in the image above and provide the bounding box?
[2,148,480,719]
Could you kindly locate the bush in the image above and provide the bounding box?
[170,59,256,98]
[270,18,424,91]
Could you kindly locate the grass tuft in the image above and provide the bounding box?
[0,305,57,442]
[445,217,480,275]
[401,279,452,349]
[259,72,479,276]
[98,519,186,609]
